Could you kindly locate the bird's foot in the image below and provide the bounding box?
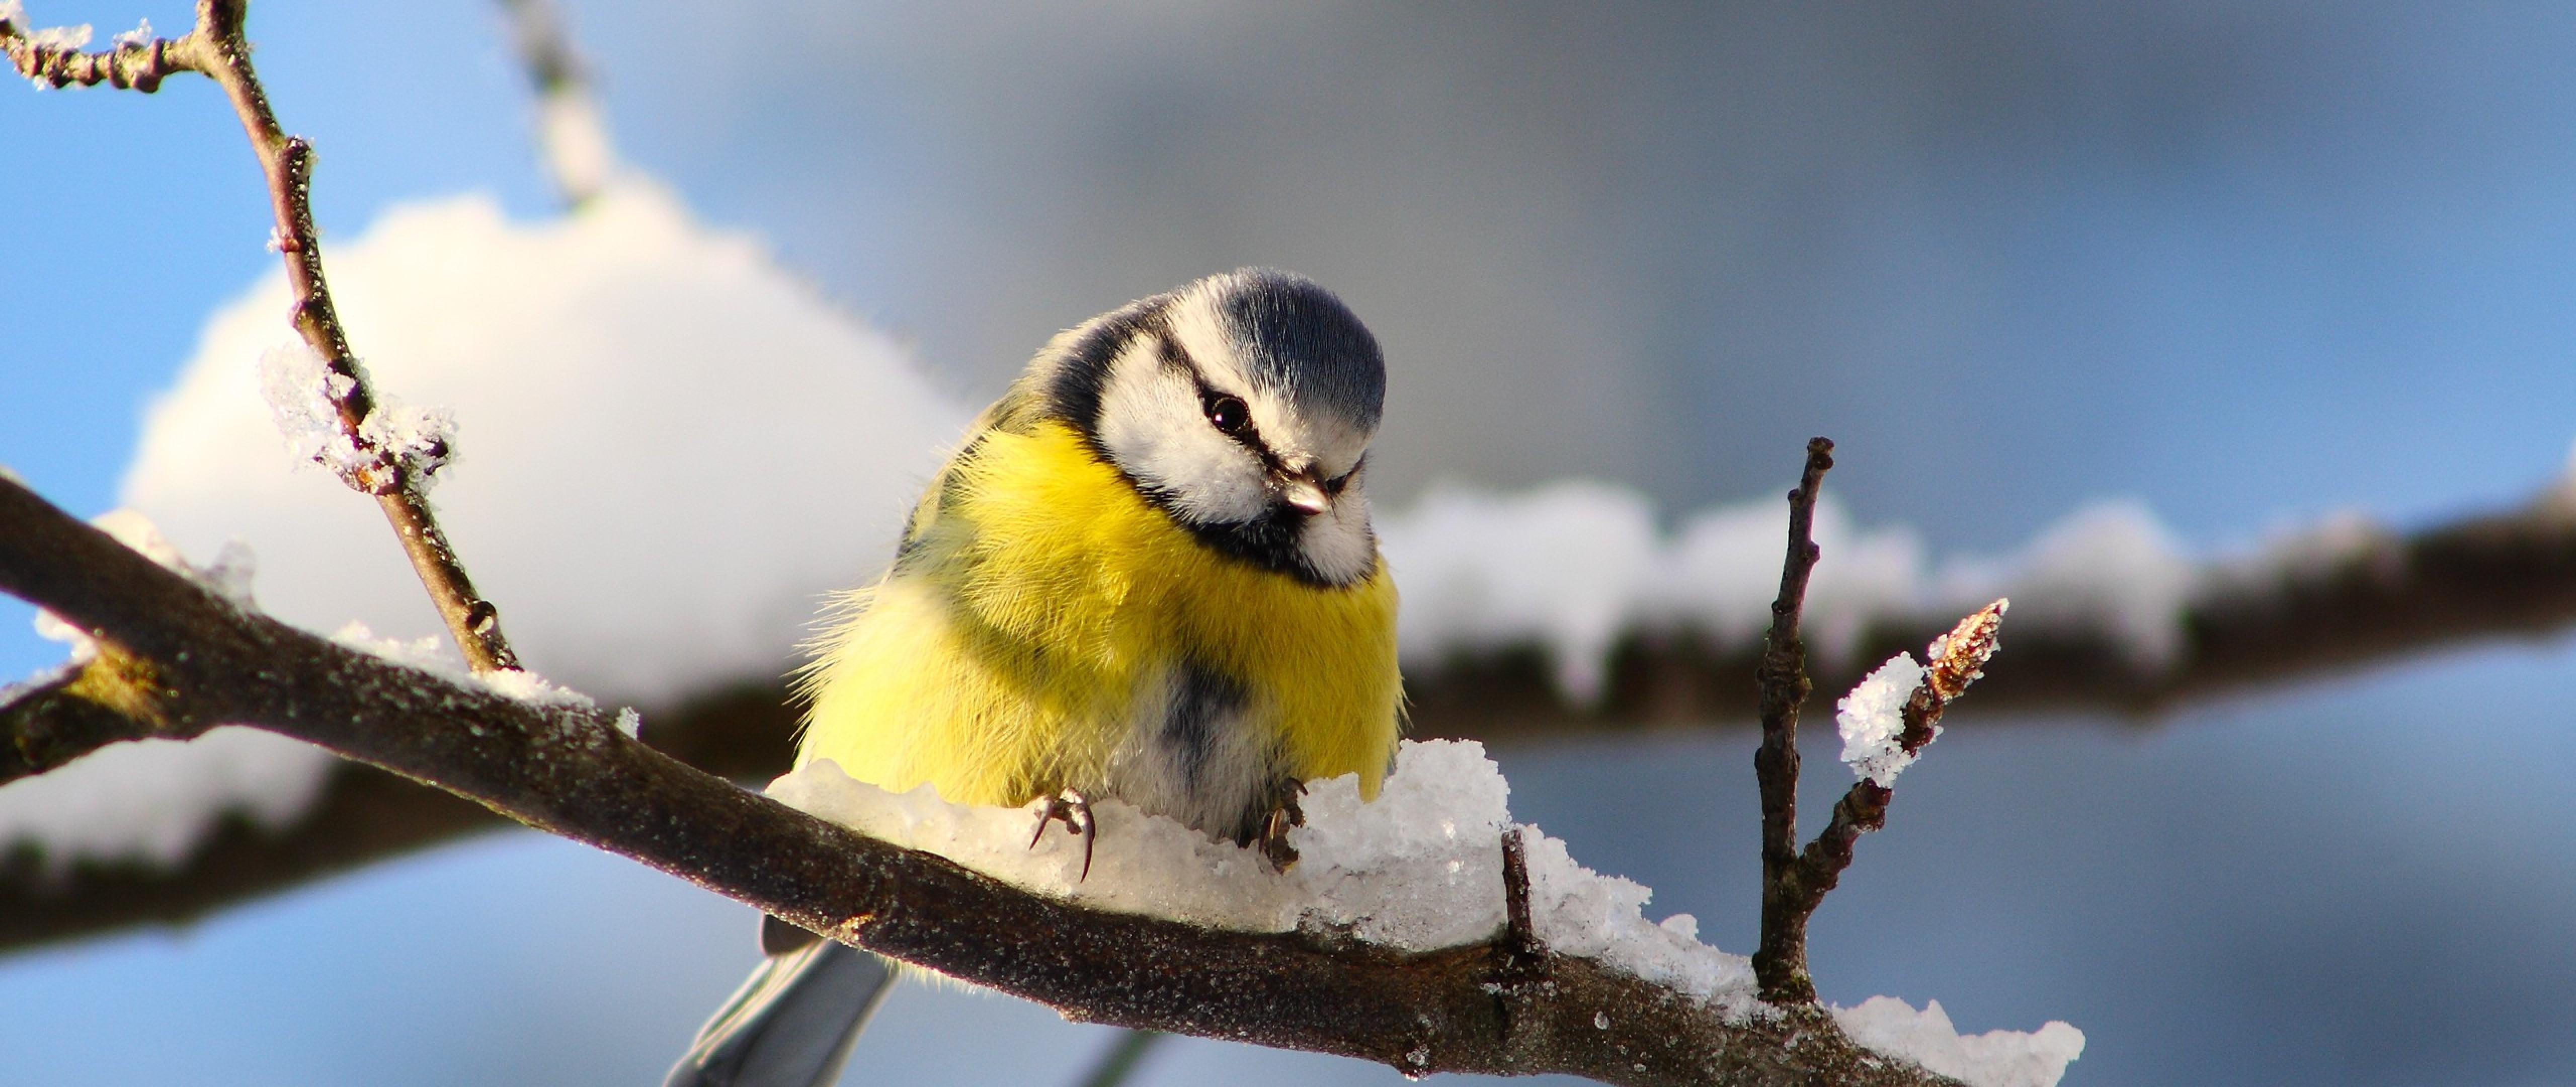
[1030,789,1096,880]
[1255,782,1306,872]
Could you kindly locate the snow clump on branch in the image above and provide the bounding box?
[771,738,2083,1085]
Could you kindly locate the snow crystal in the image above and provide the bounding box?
[359,399,457,484]
[109,17,148,49]
[474,666,596,710]
[124,180,968,706]
[613,707,642,737]
[1836,653,1928,787]
[258,340,367,479]
[1835,996,2084,1087]
[12,4,90,52]
[770,739,1759,1015]
[257,341,457,489]
[330,620,459,677]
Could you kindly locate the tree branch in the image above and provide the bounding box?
[0,474,1963,1087]
[4,0,520,674]
[1419,480,2576,736]
[1751,437,1833,1003]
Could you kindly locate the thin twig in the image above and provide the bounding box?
[1490,825,1549,1041]
[2,0,520,674]
[1786,602,2007,927]
[1751,437,1832,1003]
[0,473,1965,1087]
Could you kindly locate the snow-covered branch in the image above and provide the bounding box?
[0,473,2014,1087]
[1406,480,2576,737]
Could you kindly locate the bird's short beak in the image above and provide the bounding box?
[1281,473,1332,516]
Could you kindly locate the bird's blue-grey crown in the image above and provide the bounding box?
[1213,268,1385,434]
[1037,268,1388,586]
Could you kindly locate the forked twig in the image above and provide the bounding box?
[1751,437,1833,1002]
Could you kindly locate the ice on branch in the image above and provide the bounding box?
[1836,654,1927,787]
[258,341,365,479]
[1836,996,2084,1087]
[109,17,148,50]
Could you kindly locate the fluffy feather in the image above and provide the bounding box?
[798,419,1402,837]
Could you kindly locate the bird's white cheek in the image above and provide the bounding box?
[1095,373,1268,523]
[1298,488,1378,585]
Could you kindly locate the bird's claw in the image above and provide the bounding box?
[1030,789,1096,880]
[1255,780,1306,872]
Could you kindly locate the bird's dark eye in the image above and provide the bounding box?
[1203,393,1250,435]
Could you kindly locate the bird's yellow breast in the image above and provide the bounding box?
[796,420,1401,816]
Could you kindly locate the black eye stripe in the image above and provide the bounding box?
[1150,320,1298,474]
[1323,456,1363,495]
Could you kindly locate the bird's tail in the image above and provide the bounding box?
[663,919,897,1087]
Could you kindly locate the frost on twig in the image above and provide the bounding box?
[260,341,456,490]
[1837,600,2007,788]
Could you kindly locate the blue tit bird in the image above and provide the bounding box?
[664,268,1402,1087]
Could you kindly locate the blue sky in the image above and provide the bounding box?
[7,2,2576,1083]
